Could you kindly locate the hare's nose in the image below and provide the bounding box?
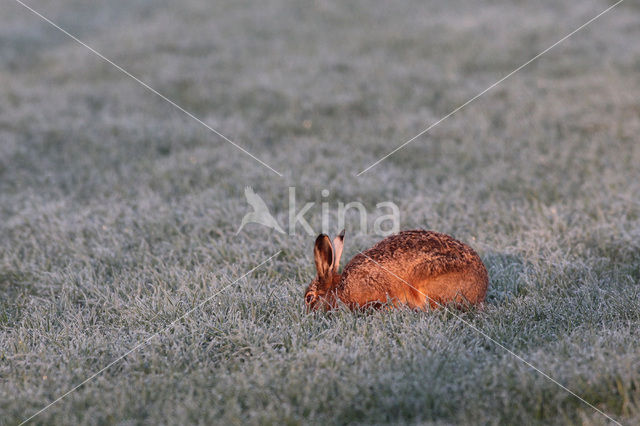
[305,293,316,306]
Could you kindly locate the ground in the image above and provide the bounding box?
[1,0,640,424]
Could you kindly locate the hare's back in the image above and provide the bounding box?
[345,230,483,273]
[338,230,487,307]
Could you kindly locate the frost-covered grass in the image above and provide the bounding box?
[1,0,640,424]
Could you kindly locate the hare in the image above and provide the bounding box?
[304,230,488,311]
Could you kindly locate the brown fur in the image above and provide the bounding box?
[305,230,489,311]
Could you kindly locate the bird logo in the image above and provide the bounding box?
[236,187,285,234]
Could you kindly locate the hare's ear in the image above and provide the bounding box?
[332,229,345,273]
[314,234,334,281]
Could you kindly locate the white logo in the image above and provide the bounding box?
[236,187,285,234]
[236,187,400,236]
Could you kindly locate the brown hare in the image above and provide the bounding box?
[304,230,488,311]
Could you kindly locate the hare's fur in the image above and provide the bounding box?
[305,230,488,310]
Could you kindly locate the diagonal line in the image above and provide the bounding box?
[357,0,626,176]
[19,251,281,425]
[354,250,621,425]
[13,0,283,177]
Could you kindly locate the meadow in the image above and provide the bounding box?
[1,0,640,424]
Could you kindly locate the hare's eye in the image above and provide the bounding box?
[305,293,316,305]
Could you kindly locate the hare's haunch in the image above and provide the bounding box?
[305,230,488,311]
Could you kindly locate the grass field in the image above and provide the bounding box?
[2,0,640,424]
